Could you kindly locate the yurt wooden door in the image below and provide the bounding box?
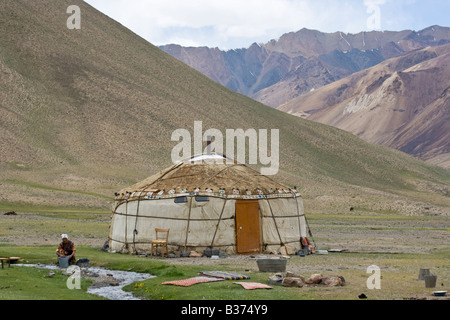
[235,200,261,254]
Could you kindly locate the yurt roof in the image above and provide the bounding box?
[116,154,298,198]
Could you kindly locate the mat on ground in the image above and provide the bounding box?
[161,276,224,287]
[199,271,250,280]
[233,282,273,290]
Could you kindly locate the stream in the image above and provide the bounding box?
[16,264,155,300]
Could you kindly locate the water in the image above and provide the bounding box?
[85,267,154,300]
[16,264,154,300]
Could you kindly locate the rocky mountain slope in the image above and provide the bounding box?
[278,44,450,168]
[160,26,450,107]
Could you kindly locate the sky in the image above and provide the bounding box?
[84,0,450,49]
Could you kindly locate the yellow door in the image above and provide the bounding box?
[235,200,261,254]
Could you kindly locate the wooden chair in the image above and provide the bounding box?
[150,228,170,257]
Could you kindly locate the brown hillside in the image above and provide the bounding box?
[278,45,450,167]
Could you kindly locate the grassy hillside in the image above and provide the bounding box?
[0,0,449,216]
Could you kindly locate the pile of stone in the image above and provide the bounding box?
[268,272,346,288]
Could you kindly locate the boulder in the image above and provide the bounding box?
[101,240,109,252]
[305,273,323,285]
[180,251,191,257]
[321,275,346,287]
[268,273,284,286]
[189,250,203,257]
[286,272,300,278]
[76,258,91,268]
[282,277,305,288]
[203,249,219,257]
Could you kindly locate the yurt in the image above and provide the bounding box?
[109,154,313,255]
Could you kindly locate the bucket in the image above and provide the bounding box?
[256,259,287,273]
[424,275,437,288]
[58,257,69,268]
[418,268,430,280]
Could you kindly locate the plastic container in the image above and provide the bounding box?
[432,291,447,297]
[58,257,69,268]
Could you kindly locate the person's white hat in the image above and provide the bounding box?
[61,234,69,240]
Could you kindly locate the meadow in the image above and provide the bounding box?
[1,209,448,301]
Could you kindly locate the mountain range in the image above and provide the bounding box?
[160,26,450,107]
[279,44,450,168]
[0,0,449,217]
[160,26,450,167]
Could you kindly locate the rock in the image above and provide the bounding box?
[189,250,202,257]
[203,249,219,257]
[322,275,345,287]
[282,277,305,288]
[285,272,298,278]
[179,251,191,257]
[268,273,284,286]
[101,240,109,252]
[76,258,91,268]
[84,271,99,278]
[305,274,323,285]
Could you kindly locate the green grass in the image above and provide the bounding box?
[0,245,321,300]
[129,272,313,300]
[1,245,448,300]
[2,179,111,200]
[0,200,109,214]
[1,211,448,300]
[0,214,110,240]
[0,266,100,300]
